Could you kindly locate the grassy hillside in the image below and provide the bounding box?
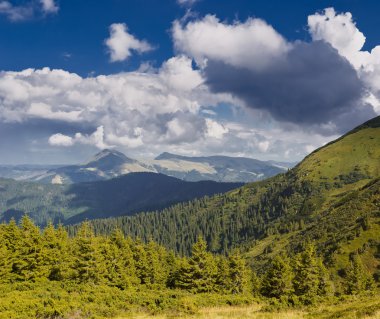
[84,116,380,280]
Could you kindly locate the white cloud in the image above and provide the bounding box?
[172,15,289,70]
[308,8,366,68]
[308,8,380,111]
[105,23,153,62]
[206,118,228,139]
[40,0,58,14]
[49,133,73,147]
[0,58,229,152]
[258,140,270,153]
[177,0,198,6]
[49,126,109,149]
[159,55,203,91]
[0,1,33,21]
[28,102,82,122]
[0,0,58,21]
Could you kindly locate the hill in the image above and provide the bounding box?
[0,173,242,225]
[23,149,292,184]
[83,116,380,280]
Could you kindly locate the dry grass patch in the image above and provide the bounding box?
[115,305,307,319]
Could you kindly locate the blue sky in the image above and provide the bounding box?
[0,0,379,164]
[2,0,379,75]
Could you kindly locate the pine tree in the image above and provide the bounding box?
[145,240,168,286]
[215,255,231,293]
[346,255,375,295]
[0,243,12,283]
[261,255,293,299]
[1,219,22,282]
[72,221,105,283]
[293,244,330,304]
[176,237,218,293]
[16,215,45,281]
[42,222,70,281]
[227,251,251,294]
[131,238,147,284]
[104,230,139,288]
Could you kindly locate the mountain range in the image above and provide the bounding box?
[0,172,242,226]
[2,150,294,184]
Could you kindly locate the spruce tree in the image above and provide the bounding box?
[42,222,70,281]
[293,244,330,304]
[72,221,105,283]
[346,255,375,295]
[261,255,293,300]
[16,215,45,281]
[227,251,251,294]
[176,237,217,293]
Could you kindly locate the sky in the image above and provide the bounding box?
[0,0,379,164]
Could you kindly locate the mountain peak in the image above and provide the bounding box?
[86,149,132,169]
[92,149,128,161]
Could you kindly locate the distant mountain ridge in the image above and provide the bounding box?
[0,172,242,226]
[24,150,294,184]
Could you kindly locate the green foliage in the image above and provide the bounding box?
[0,219,257,318]
[346,255,375,295]
[292,244,330,304]
[261,255,293,300]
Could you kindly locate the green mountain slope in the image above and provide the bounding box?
[84,116,380,279]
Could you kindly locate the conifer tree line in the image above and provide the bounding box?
[0,216,375,305]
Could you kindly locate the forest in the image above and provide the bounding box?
[0,216,377,319]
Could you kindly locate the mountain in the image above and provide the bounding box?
[151,152,294,182]
[26,150,293,184]
[0,172,242,226]
[0,164,61,181]
[30,149,153,184]
[83,116,380,279]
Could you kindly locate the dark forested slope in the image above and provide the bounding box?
[0,173,242,225]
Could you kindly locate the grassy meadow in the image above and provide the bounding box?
[114,295,380,319]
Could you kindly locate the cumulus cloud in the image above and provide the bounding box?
[308,8,380,112]
[173,12,378,134]
[28,102,82,122]
[205,118,228,139]
[48,133,74,147]
[204,42,373,133]
[0,56,229,151]
[105,23,153,62]
[49,126,109,149]
[173,15,289,70]
[0,0,58,21]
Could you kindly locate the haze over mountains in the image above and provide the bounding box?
[1,150,294,184]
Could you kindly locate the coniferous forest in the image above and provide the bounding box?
[0,215,378,318]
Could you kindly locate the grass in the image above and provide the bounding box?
[113,295,380,318]
[297,127,380,183]
[116,305,305,319]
